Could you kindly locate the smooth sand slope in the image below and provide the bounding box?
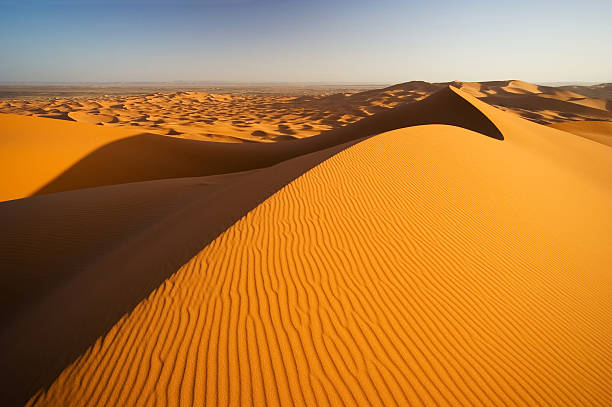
[549,120,612,147]
[0,86,501,202]
[0,114,140,201]
[0,141,366,407]
[24,93,612,405]
[0,86,508,405]
[1,80,609,144]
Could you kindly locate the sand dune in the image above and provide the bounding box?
[67,111,118,124]
[1,82,611,406]
[12,89,611,406]
[0,86,502,201]
[0,141,370,406]
[549,120,612,147]
[560,82,612,101]
[477,94,611,123]
[2,80,610,145]
[0,173,247,325]
[0,114,140,201]
[449,80,612,123]
[1,87,508,406]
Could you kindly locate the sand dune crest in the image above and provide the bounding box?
[27,117,612,405]
[0,86,501,202]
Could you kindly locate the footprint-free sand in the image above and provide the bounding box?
[0,82,610,406]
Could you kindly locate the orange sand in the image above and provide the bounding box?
[0,85,502,202]
[24,90,612,406]
[0,114,139,201]
[1,80,609,146]
[548,120,612,147]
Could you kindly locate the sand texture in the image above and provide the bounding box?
[1,80,609,146]
[0,82,610,406]
[548,120,612,147]
[0,86,503,202]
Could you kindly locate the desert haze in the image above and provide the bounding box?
[0,78,611,406]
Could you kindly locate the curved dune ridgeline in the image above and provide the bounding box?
[0,86,502,202]
[0,86,507,405]
[479,94,612,122]
[549,120,612,147]
[0,140,366,407]
[1,82,611,406]
[26,116,612,404]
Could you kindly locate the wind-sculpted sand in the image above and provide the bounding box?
[0,86,501,202]
[0,82,611,406]
[9,87,610,406]
[1,80,609,146]
[548,120,612,147]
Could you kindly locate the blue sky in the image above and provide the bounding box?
[1,0,610,83]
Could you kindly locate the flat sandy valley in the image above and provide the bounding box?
[1,80,611,406]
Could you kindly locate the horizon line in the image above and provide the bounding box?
[0,80,609,87]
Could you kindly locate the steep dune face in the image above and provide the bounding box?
[448,80,612,123]
[0,114,139,201]
[560,83,612,100]
[0,173,248,325]
[549,120,612,147]
[27,106,612,405]
[0,140,368,407]
[0,86,501,202]
[0,86,505,406]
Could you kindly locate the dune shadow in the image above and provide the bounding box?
[0,138,367,407]
[34,86,504,198]
[2,86,507,405]
[481,94,612,121]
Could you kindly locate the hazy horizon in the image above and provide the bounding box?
[2,0,611,84]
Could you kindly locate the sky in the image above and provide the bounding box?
[1,0,611,84]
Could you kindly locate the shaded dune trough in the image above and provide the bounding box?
[28,117,612,405]
[0,86,502,202]
[2,84,611,406]
[0,86,502,406]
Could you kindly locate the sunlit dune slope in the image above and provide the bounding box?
[549,120,612,147]
[0,85,505,406]
[447,80,611,123]
[0,173,246,325]
[2,80,609,140]
[0,140,366,407]
[29,104,612,405]
[0,86,501,201]
[0,114,139,201]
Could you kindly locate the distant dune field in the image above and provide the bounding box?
[548,120,612,147]
[1,80,610,145]
[0,82,611,406]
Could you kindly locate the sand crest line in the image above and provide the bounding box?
[27,119,612,405]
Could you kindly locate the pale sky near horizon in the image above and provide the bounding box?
[1,0,611,84]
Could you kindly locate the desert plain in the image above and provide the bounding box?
[1,80,611,406]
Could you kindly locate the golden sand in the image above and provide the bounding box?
[1,80,609,147]
[549,120,612,147]
[25,92,612,406]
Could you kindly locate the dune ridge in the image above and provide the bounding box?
[25,106,612,405]
[2,81,611,406]
[0,86,501,202]
[0,139,368,407]
[0,85,509,406]
[2,80,609,146]
[548,120,612,147]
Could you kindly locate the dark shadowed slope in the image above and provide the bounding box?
[0,85,502,406]
[1,86,502,202]
[31,119,612,406]
[0,141,362,407]
[549,120,612,147]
